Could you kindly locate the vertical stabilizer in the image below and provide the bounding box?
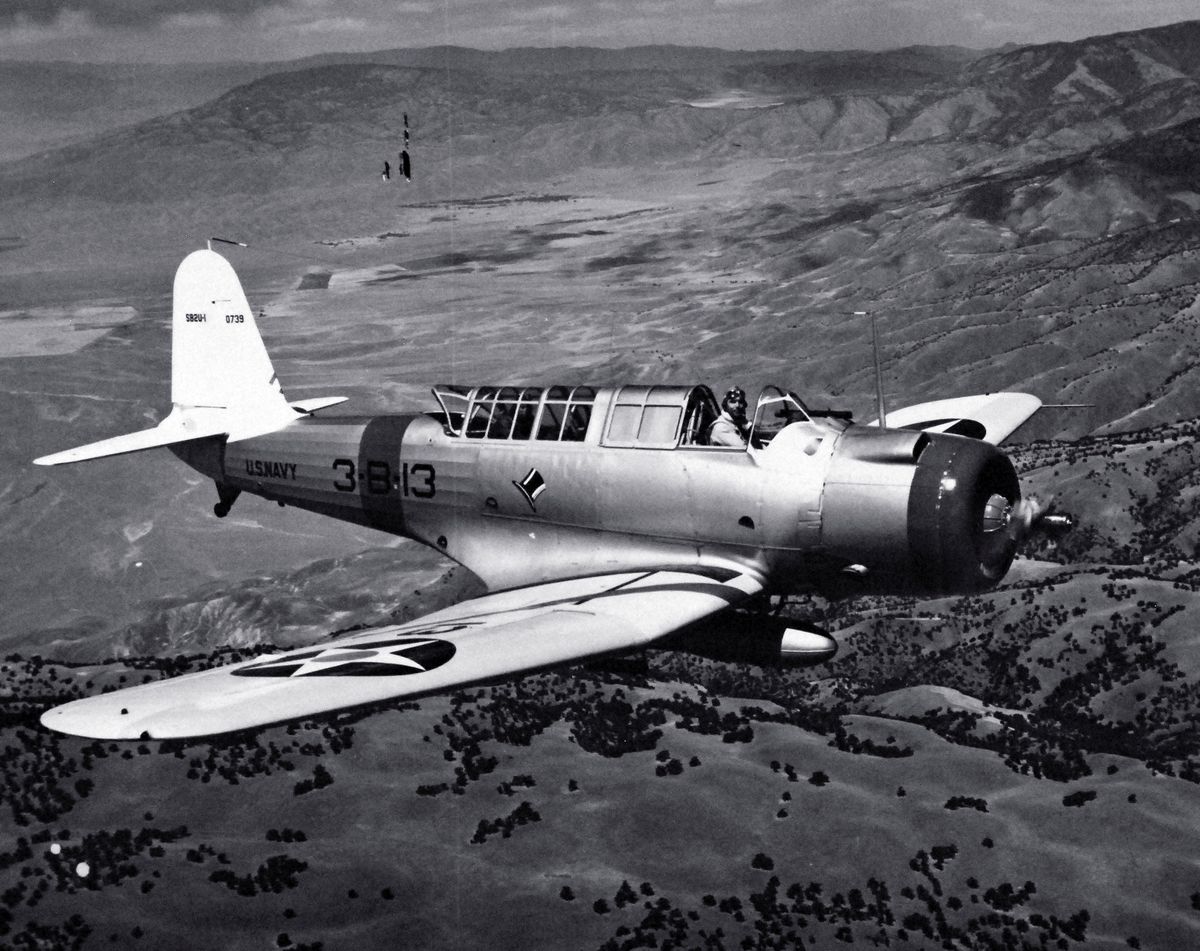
[171,249,290,419]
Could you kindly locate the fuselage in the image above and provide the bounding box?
[172,381,1024,598]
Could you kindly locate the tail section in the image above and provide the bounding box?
[35,248,344,467]
[171,249,288,416]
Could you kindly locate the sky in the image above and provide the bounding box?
[0,0,1196,62]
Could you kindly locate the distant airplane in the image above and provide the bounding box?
[400,111,411,180]
[35,250,1050,740]
[379,114,411,182]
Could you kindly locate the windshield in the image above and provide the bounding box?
[749,386,811,448]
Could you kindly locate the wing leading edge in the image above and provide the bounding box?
[40,567,763,740]
[868,393,1041,445]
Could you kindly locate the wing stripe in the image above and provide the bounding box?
[572,570,656,605]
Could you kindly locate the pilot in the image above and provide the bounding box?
[708,387,750,447]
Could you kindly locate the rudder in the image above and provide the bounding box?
[171,249,289,415]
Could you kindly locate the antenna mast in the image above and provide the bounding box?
[857,310,887,430]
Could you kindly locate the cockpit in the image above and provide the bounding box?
[431,383,851,450]
[432,385,597,442]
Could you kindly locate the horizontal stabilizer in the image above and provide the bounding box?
[869,393,1041,445]
[33,412,229,466]
[290,397,349,414]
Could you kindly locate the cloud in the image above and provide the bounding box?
[510,4,579,23]
[289,16,372,35]
[0,0,286,29]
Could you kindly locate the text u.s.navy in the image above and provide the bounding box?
[244,459,298,480]
[34,249,1054,740]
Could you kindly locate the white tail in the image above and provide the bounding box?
[34,249,344,466]
[171,249,289,415]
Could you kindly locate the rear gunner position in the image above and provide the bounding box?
[35,249,1051,739]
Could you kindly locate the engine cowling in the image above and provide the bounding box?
[906,431,1021,592]
[820,429,1022,594]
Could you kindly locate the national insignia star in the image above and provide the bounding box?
[240,638,449,678]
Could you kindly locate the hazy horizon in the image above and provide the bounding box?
[1,2,1196,64]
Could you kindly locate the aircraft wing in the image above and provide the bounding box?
[869,393,1041,445]
[40,567,763,740]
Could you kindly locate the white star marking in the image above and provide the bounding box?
[284,639,442,677]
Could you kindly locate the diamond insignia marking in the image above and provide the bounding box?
[233,635,458,678]
[513,467,547,511]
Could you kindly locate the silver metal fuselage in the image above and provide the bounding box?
[173,383,1022,597]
